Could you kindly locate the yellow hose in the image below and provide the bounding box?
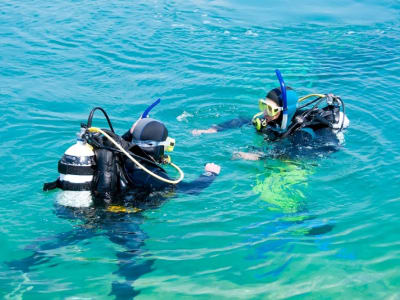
[298,93,325,103]
[88,127,184,185]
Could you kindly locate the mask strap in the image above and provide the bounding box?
[134,140,166,147]
[133,138,175,152]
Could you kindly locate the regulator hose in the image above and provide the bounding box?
[281,97,326,139]
[87,107,115,133]
[297,96,324,110]
[298,93,325,103]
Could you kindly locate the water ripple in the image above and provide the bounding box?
[1,0,400,298]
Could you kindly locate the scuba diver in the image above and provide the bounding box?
[193,69,349,237]
[192,69,349,160]
[43,99,221,208]
[8,101,221,299]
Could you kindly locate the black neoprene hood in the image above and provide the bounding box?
[133,118,168,142]
[266,86,294,106]
[132,118,168,161]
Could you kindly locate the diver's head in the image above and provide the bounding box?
[132,118,169,161]
[258,86,298,129]
[259,87,293,123]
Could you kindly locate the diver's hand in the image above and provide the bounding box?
[233,151,261,161]
[204,163,221,175]
[192,128,217,136]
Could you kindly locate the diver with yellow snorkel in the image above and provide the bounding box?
[44,99,220,207]
[192,69,349,160]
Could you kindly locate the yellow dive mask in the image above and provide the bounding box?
[258,98,283,117]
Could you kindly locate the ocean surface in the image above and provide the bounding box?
[1,0,400,299]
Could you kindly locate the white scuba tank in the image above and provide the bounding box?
[332,111,350,145]
[56,136,96,208]
[332,111,350,130]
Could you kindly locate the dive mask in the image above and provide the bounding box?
[134,136,175,152]
[258,98,283,117]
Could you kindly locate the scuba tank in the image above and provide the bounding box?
[43,108,135,208]
[43,127,96,208]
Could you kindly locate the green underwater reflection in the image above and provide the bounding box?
[251,160,335,237]
[253,158,338,239]
[253,160,312,215]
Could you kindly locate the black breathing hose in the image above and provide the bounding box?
[281,98,325,139]
[87,107,115,133]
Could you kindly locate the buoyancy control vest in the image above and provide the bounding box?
[88,132,123,206]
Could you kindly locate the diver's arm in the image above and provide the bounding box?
[192,117,251,136]
[177,163,221,195]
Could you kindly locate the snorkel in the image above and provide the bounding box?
[275,69,289,130]
[142,98,161,118]
[252,70,298,133]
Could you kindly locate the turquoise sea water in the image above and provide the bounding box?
[1,0,400,298]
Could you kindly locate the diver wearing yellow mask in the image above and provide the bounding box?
[192,70,349,160]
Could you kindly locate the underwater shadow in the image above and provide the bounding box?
[245,160,335,278]
[7,192,170,299]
